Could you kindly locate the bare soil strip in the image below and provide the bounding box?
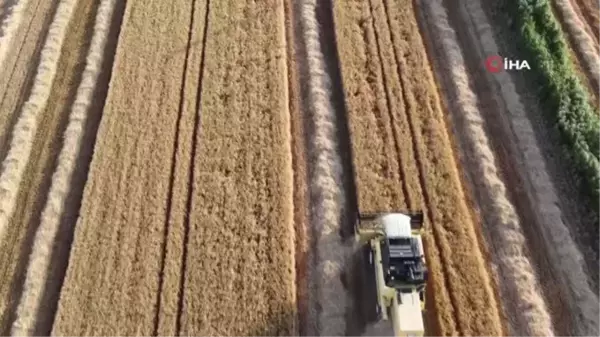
[10,0,122,334]
[332,0,504,335]
[571,0,599,44]
[51,0,196,334]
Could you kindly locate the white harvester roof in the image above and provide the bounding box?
[381,213,412,238]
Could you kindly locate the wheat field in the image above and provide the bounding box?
[0,0,596,335]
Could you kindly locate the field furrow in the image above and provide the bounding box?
[293,0,351,335]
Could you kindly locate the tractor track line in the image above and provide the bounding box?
[314,0,358,240]
[151,0,200,333]
[151,0,210,334]
[365,1,456,333]
[174,1,210,334]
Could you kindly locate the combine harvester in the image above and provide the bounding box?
[356,212,428,337]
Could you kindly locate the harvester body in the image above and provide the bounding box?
[356,212,427,337]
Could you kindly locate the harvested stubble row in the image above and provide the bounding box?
[52,0,296,335]
[0,0,100,333]
[332,0,504,335]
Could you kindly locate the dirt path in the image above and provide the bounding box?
[332,0,504,335]
[570,0,599,45]
[0,0,102,333]
[52,0,297,335]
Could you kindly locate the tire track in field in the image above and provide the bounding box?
[153,0,209,335]
[365,0,455,333]
[173,1,209,333]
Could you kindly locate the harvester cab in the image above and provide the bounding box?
[356,211,427,337]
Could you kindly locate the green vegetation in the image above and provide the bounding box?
[508,0,600,207]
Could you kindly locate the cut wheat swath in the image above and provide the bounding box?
[0,0,77,242]
[9,0,117,335]
[418,1,554,335]
[297,0,349,335]
[0,0,30,68]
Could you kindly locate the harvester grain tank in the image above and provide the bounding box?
[356,212,428,337]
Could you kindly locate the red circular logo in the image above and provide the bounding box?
[485,55,503,73]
